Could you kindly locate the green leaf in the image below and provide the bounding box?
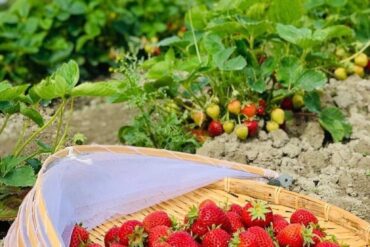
[276,56,303,87]
[261,57,276,77]
[297,70,327,91]
[26,158,42,174]
[319,107,352,142]
[0,101,20,114]
[268,0,304,24]
[276,24,316,48]
[223,56,247,71]
[157,36,184,47]
[214,47,235,68]
[0,156,26,177]
[54,60,79,90]
[313,25,354,41]
[33,76,68,100]
[203,34,224,55]
[304,91,321,113]
[35,140,53,153]
[20,104,44,127]
[0,82,29,101]
[0,166,36,187]
[246,67,266,93]
[71,81,119,97]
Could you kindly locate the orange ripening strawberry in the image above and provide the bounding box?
[228,203,243,216]
[143,211,172,232]
[290,209,318,226]
[241,104,257,118]
[148,225,171,247]
[277,223,315,247]
[202,228,231,247]
[69,224,89,247]
[224,212,244,233]
[241,200,273,228]
[272,214,289,235]
[119,220,146,246]
[208,120,224,137]
[229,231,257,247]
[104,226,120,247]
[167,231,199,247]
[315,241,340,247]
[228,99,241,115]
[247,226,274,247]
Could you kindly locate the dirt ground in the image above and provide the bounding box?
[197,75,370,221]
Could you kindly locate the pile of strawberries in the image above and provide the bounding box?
[70,199,343,247]
[191,98,290,142]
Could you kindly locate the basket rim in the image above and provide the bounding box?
[41,145,370,244]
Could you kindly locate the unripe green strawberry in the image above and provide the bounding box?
[235,124,248,140]
[270,108,285,125]
[228,100,241,115]
[334,67,347,80]
[266,121,279,132]
[191,111,206,127]
[206,104,221,120]
[292,93,304,109]
[354,53,368,67]
[353,65,364,77]
[335,47,346,58]
[223,121,235,134]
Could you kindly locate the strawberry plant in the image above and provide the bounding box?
[0,60,118,219]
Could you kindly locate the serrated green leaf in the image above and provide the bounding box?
[33,76,68,100]
[0,156,27,177]
[20,103,44,127]
[298,70,327,91]
[276,24,316,48]
[214,47,235,68]
[203,34,224,55]
[71,81,119,97]
[268,0,304,24]
[54,60,79,90]
[319,107,352,142]
[304,91,321,113]
[246,67,266,93]
[0,82,29,101]
[276,56,303,87]
[0,166,35,187]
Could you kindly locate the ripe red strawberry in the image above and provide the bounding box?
[69,224,89,247]
[87,244,102,247]
[167,231,198,247]
[208,120,224,137]
[241,200,273,228]
[290,209,318,226]
[315,241,340,247]
[312,228,326,245]
[225,212,244,233]
[228,203,243,216]
[272,214,289,235]
[228,99,241,115]
[258,99,266,108]
[148,225,171,247]
[241,104,256,118]
[230,231,257,247]
[119,220,146,246]
[104,226,120,247]
[143,211,172,232]
[280,98,293,110]
[110,244,126,247]
[244,120,259,137]
[199,199,217,209]
[256,106,265,116]
[202,228,231,247]
[247,226,274,247]
[276,223,314,247]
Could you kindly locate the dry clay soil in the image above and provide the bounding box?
[0,76,369,227]
[198,76,370,221]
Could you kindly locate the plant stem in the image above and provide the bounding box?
[54,98,74,152]
[12,118,29,154]
[53,99,66,151]
[189,10,202,64]
[340,41,370,63]
[0,114,10,136]
[14,104,64,157]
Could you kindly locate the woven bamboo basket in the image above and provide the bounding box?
[7,145,370,247]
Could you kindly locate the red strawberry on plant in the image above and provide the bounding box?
[256,106,265,116]
[202,228,231,247]
[143,211,172,232]
[228,99,241,115]
[280,98,293,110]
[241,104,257,118]
[272,214,289,235]
[167,231,199,247]
[119,220,146,246]
[104,226,120,247]
[259,99,266,108]
[315,241,340,247]
[247,226,274,247]
[69,224,89,247]
[244,120,259,137]
[228,203,243,216]
[225,211,244,233]
[208,120,224,137]
[241,200,273,228]
[290,208,318,226]
[148,225,171,247]
[276,223,314,247]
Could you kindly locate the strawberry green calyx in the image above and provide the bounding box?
[186,205,199,225]
[302,226,316,246]
[128,226,147,247]
[248,200,271,221]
